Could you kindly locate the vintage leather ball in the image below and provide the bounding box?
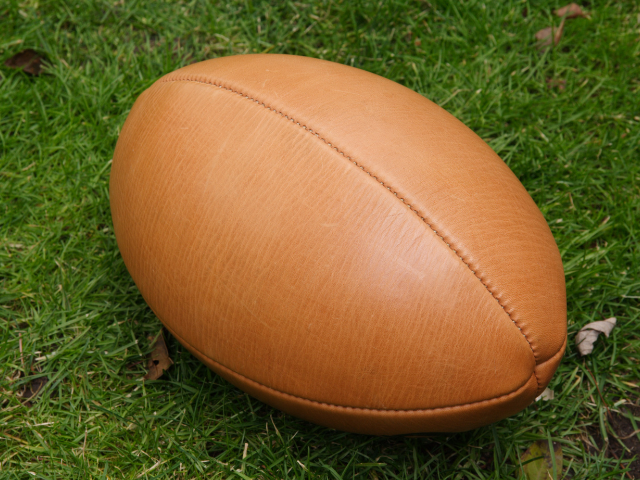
[110,54,566,435]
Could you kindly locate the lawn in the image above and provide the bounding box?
[1,0,639,478]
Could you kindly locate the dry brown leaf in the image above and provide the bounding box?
[535,18,565,48]
[555,3,588,19]
[4,49,44,75]
[144,331,173,380]
[546,78,566,91]
[575,317,616,356]
[535,387,555,402]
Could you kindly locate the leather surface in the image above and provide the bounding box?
[110,54,567,434]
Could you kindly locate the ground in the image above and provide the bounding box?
[1,1,639,478]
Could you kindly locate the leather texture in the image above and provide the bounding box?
[110,54,567,435]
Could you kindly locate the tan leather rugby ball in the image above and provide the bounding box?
[110,54,567,435]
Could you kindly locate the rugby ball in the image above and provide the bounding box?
[110,54,567,435]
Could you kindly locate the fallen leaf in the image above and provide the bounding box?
[555,3,588,19]
[546,78,566,91]
[520,440,563,480]
[576,317,616,356]
[4,49,44,75]
[535,18,565,48]
[143,331,173,380]
[535,387,555,402]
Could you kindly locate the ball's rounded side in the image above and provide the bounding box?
[110,54,566,434]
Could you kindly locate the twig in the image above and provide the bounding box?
[19,332,25,372]
[584,361,610,413]
[241,442,248,472]
[620,428,640,440]
[136,460,164,478]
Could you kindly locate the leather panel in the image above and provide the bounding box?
[175,322,540,435]
[160,55,566,369]
[111,79,536,412]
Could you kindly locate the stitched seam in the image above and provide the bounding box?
[158,75,541,391]
[165,321,536,413]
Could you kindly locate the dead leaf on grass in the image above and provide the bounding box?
[535,18,565,49]
[535,387,555,402]
[546,78,566,91]
[520,440,563,480]
[4,49,44,75]
[555,3,588,19]
[143,331,173,380]
[575,317,616,356]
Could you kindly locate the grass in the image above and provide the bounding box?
[1,0,639,478]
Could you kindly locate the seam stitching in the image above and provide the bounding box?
[165,322,536,413]
[159,75,541,391]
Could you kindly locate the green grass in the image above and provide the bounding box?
[1,0,639,478]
